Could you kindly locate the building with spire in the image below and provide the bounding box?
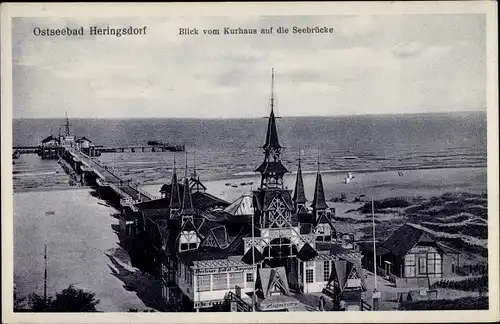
[126,70,367,312]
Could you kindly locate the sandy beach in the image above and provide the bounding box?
[13,189,160,312]
[142,166,487,203]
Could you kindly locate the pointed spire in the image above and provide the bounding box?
[263,69,281,150]
[181,151,194,215]
[293,149,307,205]
[312,149,328,210]
[192,151,197,179]
[169,154,181,209]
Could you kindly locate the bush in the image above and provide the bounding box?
[430,275,488,292]
[398,296,488,310]
[358,197,412,213]
[456,264,488,276]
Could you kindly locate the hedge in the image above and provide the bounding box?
[398,296,488,310]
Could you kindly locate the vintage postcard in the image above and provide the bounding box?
[1,2,498,323]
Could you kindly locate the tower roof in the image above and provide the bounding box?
[292,158,307,205]
[169,159,181,209]
[180,153,195,215]
[263,108,281,150]
[311,173,329,210]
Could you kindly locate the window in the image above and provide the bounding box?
[418,254,427,276]
[246,272,254,283]
[188,243,198,250]
[197,275,211,291]
[323,261,330,282]
[212,273,228,290]
[229,272,244,288]
[186,270,193,287]
[180,243,189,251]
[306,269,314,283]
[404,254,416,278]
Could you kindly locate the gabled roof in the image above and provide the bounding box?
[225,194,254,216]
[383,223,437,258]
[311,173,329,210]
[242,246,265,265]
[259,267,290,298]
[297,243,318,261]
[292,161,307,205]
[190,177,207,191]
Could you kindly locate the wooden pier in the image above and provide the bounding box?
[60,148,155,212]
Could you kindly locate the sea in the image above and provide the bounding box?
[12,112,487,191]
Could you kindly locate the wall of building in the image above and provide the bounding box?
[302,260,329,294]
[442,253,459,277]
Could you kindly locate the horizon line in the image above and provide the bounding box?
[13,110,486,120]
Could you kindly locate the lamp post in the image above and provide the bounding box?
[371,198,379,311]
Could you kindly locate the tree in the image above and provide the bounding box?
[26,285,100,312]
[51,284,100,312]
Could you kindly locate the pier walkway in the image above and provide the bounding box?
[64,149,154,212]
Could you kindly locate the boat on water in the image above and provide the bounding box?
[225,183,232,186]
[231,184,238,188]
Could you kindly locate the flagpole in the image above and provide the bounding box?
[44,244,48,309]
[371,197,379,310]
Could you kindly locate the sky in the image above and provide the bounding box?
[12,14,486,119]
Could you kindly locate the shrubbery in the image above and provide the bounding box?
[358,197,412,213]
[430,275,488,292]
[398,296,488,310]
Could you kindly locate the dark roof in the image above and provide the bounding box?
[255,161,289,174]
[292,162,307,204]
[357,242,389,255]
[142,208,169,220]
[383,224,436,258]
[135,198,169,210]
[242,247,265,264]
[297,243,318,261]
[178,247,240,266]
[169,172,181,209]
[311,173,329,210]
[436,242,461,254]
[211,225,229,248]
[192,191,230,210]
[180,177,195,215]
[262,108,281,150]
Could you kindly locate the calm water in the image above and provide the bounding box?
[13,112,487,189]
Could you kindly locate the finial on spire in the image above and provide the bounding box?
[317,148,321,173]
[271,68,275,114]
[184,150,188,178]
[193,151,197,178]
